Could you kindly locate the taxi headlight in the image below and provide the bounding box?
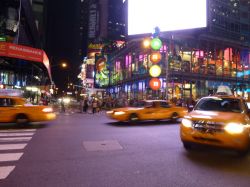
[114,111,125,115]
[224,123,244,134]
[106,111,114,114]
[182,118,193,128]
[42,107,53,113]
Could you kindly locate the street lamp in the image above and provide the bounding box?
[51,62,68,68]
[61,62,68,68]
[143,38,151,49]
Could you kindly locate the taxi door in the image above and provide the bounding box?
[141,102,165,120]
[140,102,157,120]
[0,98,16,122]
[156,102,173,119]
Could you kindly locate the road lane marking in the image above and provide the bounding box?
[0,166,15,179]
[0,153,23,162]
[0,133,35,137]
[0,144,27,150]
[0,137,32,142]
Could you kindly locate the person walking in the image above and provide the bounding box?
[83,99,89,113]
[60,99,65,113]
[92,99,97,114]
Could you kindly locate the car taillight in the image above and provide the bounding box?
[42,107,53,113]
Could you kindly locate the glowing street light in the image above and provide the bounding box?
[61,62,67,68]
[143,38,151,48]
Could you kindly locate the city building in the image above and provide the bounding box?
[95,0,250,105]
[0,0,51,103]
[78,0,126,98]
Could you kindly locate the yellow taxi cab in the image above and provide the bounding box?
[180,87,250,156]
[106,100,188,123]
[0,95,56,125]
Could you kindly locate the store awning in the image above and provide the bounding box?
[0,42,52,82]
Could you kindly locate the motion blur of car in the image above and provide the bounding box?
[180,87,250,156]
[0,95,56,125]
[106,100,188,123]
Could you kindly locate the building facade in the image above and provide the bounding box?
[78,0,126,97]
[0,0,51,103]
[100,0,250,104]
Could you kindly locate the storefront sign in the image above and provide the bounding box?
[0,42,52,82]
[0,42,43,62]
[88,2,99,39]
[88,43,104,50]
[0,37,6,42]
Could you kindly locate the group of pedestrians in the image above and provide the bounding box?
[80,98,101,114]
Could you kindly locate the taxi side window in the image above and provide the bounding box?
[0,98,14,107]
[245,102,250,110]
[145,102,153,108]
[160,102,170,108]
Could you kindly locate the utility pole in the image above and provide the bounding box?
[165,50,169,101]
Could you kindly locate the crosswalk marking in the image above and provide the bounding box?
[0,153,23,162]
[0,144,27,150]
[0,129,36,133]
[0,166,15,179]
[0,128,36,180]
[0,133,35,137]
[0,137,32,142]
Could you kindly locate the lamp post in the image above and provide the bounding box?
[50,61,69,96]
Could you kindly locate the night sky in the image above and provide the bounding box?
[46,0,80,92]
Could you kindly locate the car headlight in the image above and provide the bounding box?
[106,111,114,114]
[224,122,244,134]
[182,118,193,128]
[114,111,125,115]
[42,107,53,113]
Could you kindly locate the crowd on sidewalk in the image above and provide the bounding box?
[56,95,197,114]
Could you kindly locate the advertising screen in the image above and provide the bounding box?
[94,54,109,88]
[128,0,207,35]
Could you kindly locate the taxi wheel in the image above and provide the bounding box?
[183,142,193,150]
[237,148,249,157]
[129,113,139,123]
[16,114,29,126]
[170,112,179,122]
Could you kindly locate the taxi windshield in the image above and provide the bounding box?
[194,98,242,113]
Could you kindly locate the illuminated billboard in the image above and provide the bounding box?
[128,0,207,35]
[94,54,109,88]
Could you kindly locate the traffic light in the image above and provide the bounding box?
[148,27,162,91]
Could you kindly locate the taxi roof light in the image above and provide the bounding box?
[216,86,233,96]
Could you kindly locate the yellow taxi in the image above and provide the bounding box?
[0,95,56,125]
[180,93,250,156]
[106,100,188,122]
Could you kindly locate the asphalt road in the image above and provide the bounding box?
[0,111,250,187]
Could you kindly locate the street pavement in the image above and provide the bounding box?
[0,112,250,187]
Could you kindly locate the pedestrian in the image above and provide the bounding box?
[60,99,65,113]
[92,99,97,114]
[83,99,89,113]
[79,99,83,113]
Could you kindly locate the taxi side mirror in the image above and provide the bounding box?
[188,105,194,112]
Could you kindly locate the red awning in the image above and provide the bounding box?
[0,42,52,82]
